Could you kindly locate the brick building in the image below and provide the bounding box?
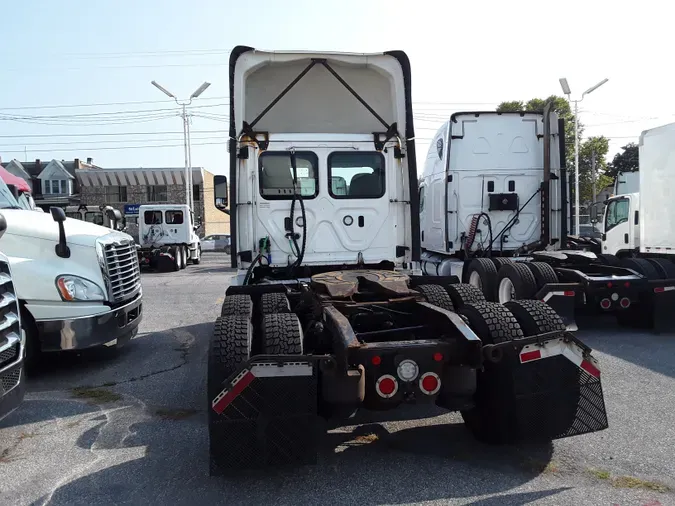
[76,167,229,237]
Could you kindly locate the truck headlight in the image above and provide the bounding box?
[56,275,105,302]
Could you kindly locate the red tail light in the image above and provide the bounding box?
[419,372,441,395]
[376,375,398,398]
[600,298,611,309]
[619,297,631,309]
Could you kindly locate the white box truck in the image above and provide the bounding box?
[0,178,143,364]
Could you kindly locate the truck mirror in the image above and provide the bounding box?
[50,207,70,258]
[50,207,66,223]
[6,184,18,199]
[590,206,598,222]
[214,175,228,209]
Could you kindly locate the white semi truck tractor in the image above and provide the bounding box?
[419,110,675,332]
[205,46,608,474]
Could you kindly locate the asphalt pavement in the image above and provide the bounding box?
[1,252,674,506]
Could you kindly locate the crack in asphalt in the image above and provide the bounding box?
[76,328,195,391]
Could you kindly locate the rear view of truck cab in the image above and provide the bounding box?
[207,47,608,475]
[136,204,202,271]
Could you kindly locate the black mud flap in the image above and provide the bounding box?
[535,283,579,331]
[649,280,675,333]
[483,332,609,442]
[209,356,326,473]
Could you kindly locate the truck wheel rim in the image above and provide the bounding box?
[498,278,516,303]
[469,271,482,289]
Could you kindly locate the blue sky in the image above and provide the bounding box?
[2,0,673,174]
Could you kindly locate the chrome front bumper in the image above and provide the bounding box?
[36,295,143,352]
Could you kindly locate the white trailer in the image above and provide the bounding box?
[137,204,201,271]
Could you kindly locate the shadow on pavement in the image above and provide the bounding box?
[577,315,675,379]
[33,409,560,505]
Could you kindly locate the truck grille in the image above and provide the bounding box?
[0,258,22,379]
[102,239,141,303]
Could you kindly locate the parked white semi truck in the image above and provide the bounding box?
[419,110,675,332]
[0,213,25,421]
[65,204,125,231]
[0,177,142,364]
[136,204,201,271]
[205,46,608,474]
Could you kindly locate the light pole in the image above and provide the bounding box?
[150,80,211,212]
[559,77,608,235]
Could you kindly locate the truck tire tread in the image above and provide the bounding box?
[459,301,524,344]
[220,294,253,319]
[465,258,498,301]
[262,313,304,354]
[495,262,538,302]
[207,316,252,403]
[444,283,486,308]
[260,292,291,314]
[491,257,513,269]
[526,262,559,290]
[417,284,455,312]
[504,299,565,336]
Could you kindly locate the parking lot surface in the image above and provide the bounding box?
[1,252,674,506]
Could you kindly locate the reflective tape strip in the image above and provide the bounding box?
[519,338,601,378]
[211,362,314,414]
[212,368,254,414]
[542,291,576,302]
[654,286,675,293]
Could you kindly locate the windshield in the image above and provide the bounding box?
[16,192,34,211]
[0,177,21,209]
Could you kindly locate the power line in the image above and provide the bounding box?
[0,129,227,138]
[0,95,228,112]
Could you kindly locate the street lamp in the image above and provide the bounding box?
[150,80,211,212]
[559,77,609,235]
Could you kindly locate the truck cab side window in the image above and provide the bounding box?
[605,198,630,232]
[419,186,426,213]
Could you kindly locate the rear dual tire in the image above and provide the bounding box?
[459,300,573,444]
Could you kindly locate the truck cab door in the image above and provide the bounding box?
[602,196,632,255]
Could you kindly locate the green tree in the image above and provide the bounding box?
[496,95,609,205]
[607,143,639,179]
[578,136,611,204]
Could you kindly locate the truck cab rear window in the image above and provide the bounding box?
[144,210,163,224]
[328,152,385,199]
[166,210,184,224]
[85,212,104,226]
[259,152,318,200]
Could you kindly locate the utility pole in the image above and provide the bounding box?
[150,80,211,212]
[591,149,597,204]
[559,77,609,235]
